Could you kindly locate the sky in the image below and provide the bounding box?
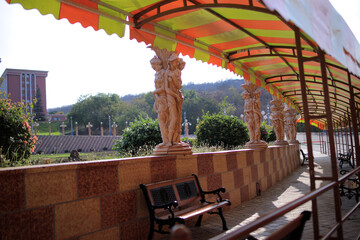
[0,0,359,109]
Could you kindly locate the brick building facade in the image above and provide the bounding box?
[1,68,48,114]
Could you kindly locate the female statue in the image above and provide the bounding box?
[151,56,170,146]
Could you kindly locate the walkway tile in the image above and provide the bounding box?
[185,152,360,240]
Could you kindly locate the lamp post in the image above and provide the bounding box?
[109,115,112,136]
[75,122,78,136]
[267,104,271,125]
[33,122,39,135]
[261,110,266,122]
[60,122,67,136]
[240,114,244,122]
[112,122,118,136]
[70,116,73,136]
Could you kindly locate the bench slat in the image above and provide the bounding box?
[140,174,231,239]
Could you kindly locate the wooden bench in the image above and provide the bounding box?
[300,149,308,166]
[245,211,311,240]
[339,169,359,203]
[140,174,231,240]
[338,149,353,169]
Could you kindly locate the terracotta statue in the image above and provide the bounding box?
[166,53,185,144]
[241,82,267,149]
[284,105,299,144]
[151,56,170,146]
[150,47,192,155]
[270,96,288,145]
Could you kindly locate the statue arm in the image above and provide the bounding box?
[165,78,182,101]
[153,85,165,96]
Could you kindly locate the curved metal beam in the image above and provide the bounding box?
[134,3,272,28]
[283,92,350,111]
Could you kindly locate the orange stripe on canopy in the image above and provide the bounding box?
[231,19,292,31]
[179,20,236,38]
[59,0,99,30]
[297,118,325,130]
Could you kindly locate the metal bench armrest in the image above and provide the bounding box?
[151,201,178,210]
[202,187,226,202]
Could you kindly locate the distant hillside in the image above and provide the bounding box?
[120,79,246,102]
[48,78,272,114]
[48,105,73,115]
[183,79,245,92]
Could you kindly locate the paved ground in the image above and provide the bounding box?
[184,150,360,240]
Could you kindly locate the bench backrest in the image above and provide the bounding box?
[265,211,311,240]
[346,149,353,158]
[141,175,202,213]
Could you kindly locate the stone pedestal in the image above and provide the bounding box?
[274,140,289,146]
[245,140,268,149]
[289,140,300,144]
[153,142,192,156]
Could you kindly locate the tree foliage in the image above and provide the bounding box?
[296,122,321,132]
[64,79,273,135]
[112,117,162,155]
[195,113,248,148]
[33,85,46,121]
[182,89,221,133]
[67,93,126,130]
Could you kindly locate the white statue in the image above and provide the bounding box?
[241,82,267,149]
[151,47,192,155]
[270,96,288,145]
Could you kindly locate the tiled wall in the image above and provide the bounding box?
[0,144,300,240]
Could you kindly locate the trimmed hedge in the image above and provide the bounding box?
[195,113,248,148]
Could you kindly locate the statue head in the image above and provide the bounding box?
[150,56,162,72]
[168,53,179,70]
[178,58,186,71]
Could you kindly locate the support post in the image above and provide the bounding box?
[318,50,343,239]
[348,71,360,167]
[295,27,319,240]
[347,109,355,167]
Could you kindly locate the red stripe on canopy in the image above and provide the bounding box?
[175,35,195,58]
[129,24,156,46]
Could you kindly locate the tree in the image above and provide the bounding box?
[33,85,46,121]
[195,113,248,148]
[182,89,221,133]
[67,93,126,130]
[113,117,161,155]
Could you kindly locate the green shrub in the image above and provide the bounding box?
[195,113,248,149]
[267,126,277,142]
[260,123,268,142]
[0,97,37,167]
[113,117,162,156]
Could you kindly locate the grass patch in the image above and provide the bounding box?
[3,142,251,167]
[30,151,121,165]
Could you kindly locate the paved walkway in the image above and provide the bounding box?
[186,151,360,240]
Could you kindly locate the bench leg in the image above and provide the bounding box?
[148,221,154,240]
[195,215,203,227]
[218,208,228,230]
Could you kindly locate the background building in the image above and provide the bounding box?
[1,68,48,115]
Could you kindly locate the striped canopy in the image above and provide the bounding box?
[6,0,360,126]
[297,118,325,131]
